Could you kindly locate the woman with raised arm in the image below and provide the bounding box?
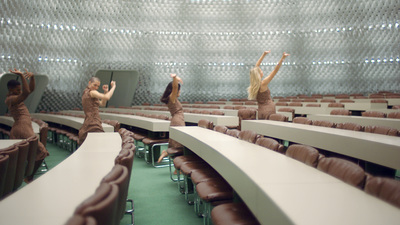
[157,73,185,163]
[247,51,290,119]
[78,77,116,145]
[5,69,49,182]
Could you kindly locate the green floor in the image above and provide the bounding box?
[21,143,203,225]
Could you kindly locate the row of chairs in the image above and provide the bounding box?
[293,116,400,136]
[65,129,135,225]
[0,136,39,199]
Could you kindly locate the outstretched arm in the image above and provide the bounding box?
[25,69,35,92]
[90,81,117,107]
[255,50,271,67]
[7,68,31,105]
[260,52,290,89]
[169,73,183,103]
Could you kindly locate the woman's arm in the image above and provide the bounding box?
[25,69,35,92]
[7,69,31,105]
[90,81,116,106]
[255,50,271,67]
[169,73,183,103]
[260,52,290,90]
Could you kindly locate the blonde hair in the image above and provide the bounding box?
[247,67,261,100]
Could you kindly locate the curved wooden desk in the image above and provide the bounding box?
[169,126,400,225]
[241,120,400,170]
[0,133,122,225]
[30,113,114,132]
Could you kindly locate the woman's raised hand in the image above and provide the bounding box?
[9,68,24,76]
[110,81,116,88]
[283,52,290,58]
[170,73,177,78]
[264,50,271,55]
[102,84,109,92]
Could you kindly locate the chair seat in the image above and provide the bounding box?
[180,161,209,176]
[211,202,260,225]
[142,138,169,145]
[196,179,233,202]
[191,168,221,185]
[166,147,184,156]
[133,133,146,141]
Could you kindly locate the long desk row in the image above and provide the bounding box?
[0,116,40,134]
[30,113,114,132]
[307,114,400,130]
[170,126,400,225]
[0,133,122,225]
[241,120,400,170]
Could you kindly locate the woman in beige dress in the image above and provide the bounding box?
[247,51,290,119]
[5,69,49,182]
[157,73,184,163]
[78,77,116,145]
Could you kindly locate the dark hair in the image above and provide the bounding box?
[7,79,20,90]
[160,81,181,104]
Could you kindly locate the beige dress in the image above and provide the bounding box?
[167,98,185,147]
[78,87,104,145]
[256,88,276,120]
[5,94,49,160]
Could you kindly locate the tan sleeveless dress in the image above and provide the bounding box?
[5,94,49,160]
[167,98,185,147]
[256,88,276,120]
[78,87,104,145]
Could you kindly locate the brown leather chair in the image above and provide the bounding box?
[196,178,234,224]
[286,144,320,168]
[211,110,225,116]
[387,112,400,119]
[238,108,257,130]
[142,136,169,167]
[156,114,170,120]
[211,202,260,225]
[238,130,260,144]
[225,129,240,138]
[292,117,312,125]
[65,215,97,225]
[339,99,355,103]
[275,102,288,106]
[277,108,295,119]
[0,145,19,198]
[255,137,285,153]
[25,136,38,177]
[305,103,321,107]
[362,111,386,118]
[74,183,119,225]
[115,146,135,177]
[321,99,336,103]
[364,126,399,136]
[317,157,366,189]
[392,105,400,109]
[200,110,212,115]
[303,99,318,102]
[371,99,388,103]
[180,161,212,204]
[101,165,130,222]
[214,125,228,134]
[336,122,364,131]
[312,120,336,128]
[288,102,302,107]
[364,176,400,209]
[198,119,214,130]
[173,154,203,193]
[328,103,345,108]
[330,109,351,116]
[121,136,135,145]
[0,154,9,198]
[268,113,288,122]
[335,94,350,99]
[223,106,234,110]
[13,140,30,190]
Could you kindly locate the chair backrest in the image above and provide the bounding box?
[387,112,400,119]
[286,144,320,167]
[362,111,386,118]
[305,103,321,107]
[312,120,336,128]
[255,137,285,153]
[226,129,240,138]
[392,105,400,109]
[370,99,388,103]
[317,157,366,188]
[336,122,364,131]
[0,154,10,199]
[156,114,170,120]
[276,102,288,106]
[238,130,260,144]
[74,183,119,225]
[321,99,336,103]
[198,119,214,130]
[200,110,211,114]
[122,136,135,145]
[0,145,19,197]
[339,100,355,103]
[211,110,225,116]
[268,113,288,122]
[364,126,399,136]
[364,176,400,209]
[25,136,38,177]
[101,165,130,221]
[39,125,48,147]
[288,102,302,107]
[292,117,312,125]
[13,141,30,190]
[328,103,345,108]
[223,106,234,110]
[115,148,135,178]
[330,109,351,116]
[214,125,228,134]
[237,108,257,130]
[65,214,97,225]
[303,99,318,102]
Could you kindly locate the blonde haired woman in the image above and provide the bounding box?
[247,51,289,119]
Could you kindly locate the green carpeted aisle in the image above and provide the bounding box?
[120,157,203,225]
